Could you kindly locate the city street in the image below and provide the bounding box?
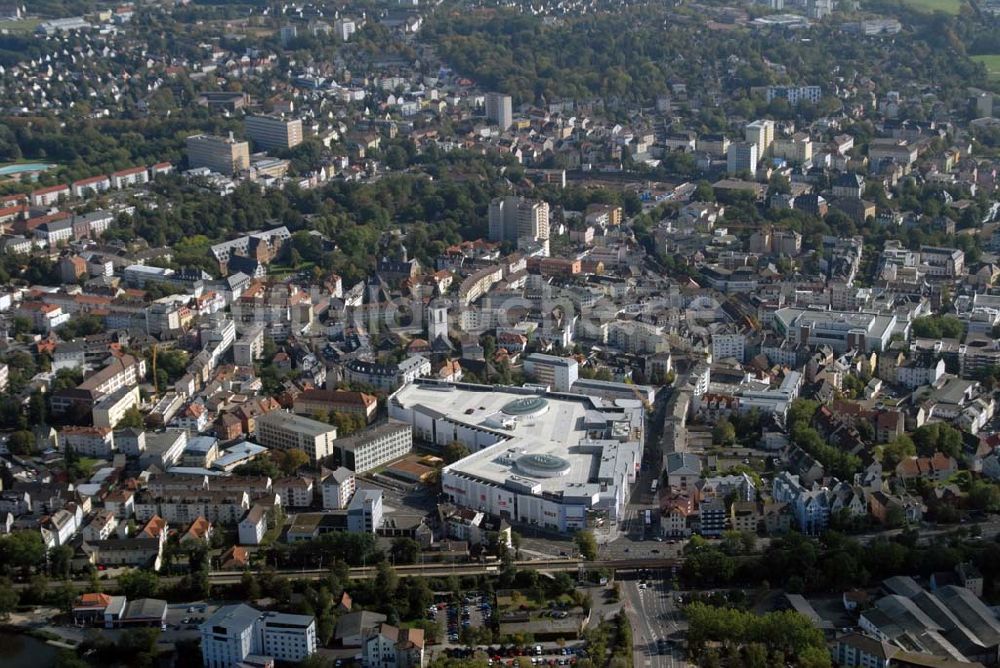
[620,574,687,668]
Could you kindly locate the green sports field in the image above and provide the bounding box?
[972,55,1000,82]
[901,0,963,14]
[0,18,40,34]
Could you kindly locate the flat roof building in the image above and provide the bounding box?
[245,115,304,151]
[523,353,579,393]
[186,133,251,176]
[389,381,643,532]
[255,411,336,463]
[331,421,412,473]
[773,307,899,353]
[200,604,317,668]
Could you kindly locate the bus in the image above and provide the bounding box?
[644,509,652,527]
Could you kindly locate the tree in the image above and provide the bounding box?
[115,406,145,430]
[116,627,160,667]
[54,650,90,668]
[575,530,598,561]
[693,181,715,202]
[511,531,522,558]
[49,545,74,579]
[685,603,825,659]
[7,429,35,455]
[912,423,962,459]
[117,569,159,599]
[330,411,365,437]
[0,530,47,574]
[968,480,1000,512]
[712,418,736,446]
[53,581,79,614]
[443,441,471,464]
[882,435,916,469]
[721,530,756,556]
[402,577,434,621]
[0,577,18,620]
[240,572,261,600]
[885,504,906,529]
[277,448,310,475]
[390,538,420,565]
[375,560,399,597]
[744,643,769,668]
[798,645,833,668]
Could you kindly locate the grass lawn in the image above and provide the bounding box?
[901,0,963,13]
[972,55,1000,82]
[267,261,315,277]
[77,457,102,476]
[0,18,40,34]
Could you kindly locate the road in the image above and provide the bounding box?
[621,574,687,668]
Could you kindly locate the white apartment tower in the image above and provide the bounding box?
[745,119,775,157]
[485,92,513,130]
[488,196,549,246]
[727,141,759,175]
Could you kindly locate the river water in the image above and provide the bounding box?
[0,630,59,668]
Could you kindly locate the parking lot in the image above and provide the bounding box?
[430,590,493,643]
[434,643,588,666]
[155,601,222,647]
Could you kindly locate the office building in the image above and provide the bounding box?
[727,141,759,175]
[485,92,513,130]
[773,307,898,353]
[332,421,413,473]
[523,353,579,392]
[255,411,337,463]
[186,134,251,176]
[244,115,303,151]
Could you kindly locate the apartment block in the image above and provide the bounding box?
[488,196,549,247]
[321,467,356,510]
[485,92,513,129]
